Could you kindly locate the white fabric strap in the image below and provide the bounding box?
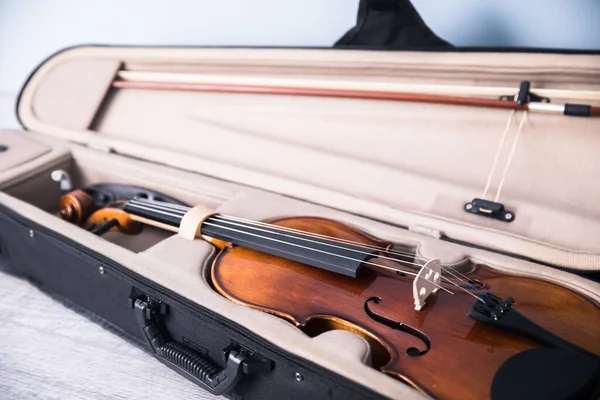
[178,205,216,241]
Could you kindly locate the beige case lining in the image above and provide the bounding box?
[15,46,600,271]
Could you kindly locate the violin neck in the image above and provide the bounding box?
[122,198,372,278]
[123,198,185,228]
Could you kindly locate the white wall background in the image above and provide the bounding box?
[1,0,599,128]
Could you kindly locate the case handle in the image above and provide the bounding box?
[132,296,249,395]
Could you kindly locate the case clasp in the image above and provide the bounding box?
[464,198,515,223]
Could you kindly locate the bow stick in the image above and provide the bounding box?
[113,71,600,118]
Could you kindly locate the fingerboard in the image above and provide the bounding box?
[123,198,374,277]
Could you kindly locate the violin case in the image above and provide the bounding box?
[1,2,600,399]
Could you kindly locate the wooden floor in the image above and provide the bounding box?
[0,271,219,400]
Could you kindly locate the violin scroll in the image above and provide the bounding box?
[58,189,96,224]
[53,174,187,235]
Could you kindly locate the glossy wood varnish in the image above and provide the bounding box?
[85,207,143,234]
[210,217,600,400]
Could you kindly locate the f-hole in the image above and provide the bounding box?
[364,297,431,357]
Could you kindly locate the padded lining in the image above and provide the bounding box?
[312,330,372,366]
[15,46,600,271]
[32,59,121,130]
[0,131,71,212]
[0,130,51,172]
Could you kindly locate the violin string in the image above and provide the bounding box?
[214,214,428,259]
[202,219,456,297]
[142,201,190,212]
[127,199,484,300]
[205,216,488,300]
[208,216,432,269]
[126,201,186,219]
[209,214,482,290]
[213,216,483,293]
[210,217,494,300]
[126,201,454,294]
[127,200,426,266]
[129,199,433,265]
[132,199,442,265]
[128,199,484,296]
[203,220,442,286]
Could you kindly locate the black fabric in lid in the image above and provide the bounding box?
[335,0,451,49]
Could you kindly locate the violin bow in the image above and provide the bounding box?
[113,71,600,118]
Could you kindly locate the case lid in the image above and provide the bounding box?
[15,45,600,271]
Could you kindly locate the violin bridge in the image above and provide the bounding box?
[413,259,442,311]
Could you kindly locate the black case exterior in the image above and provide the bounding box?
[0,204,386,400]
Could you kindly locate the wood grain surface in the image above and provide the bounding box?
[0,271,219,400]
[212,217,600,400]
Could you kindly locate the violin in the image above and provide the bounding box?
[59,192,600,400]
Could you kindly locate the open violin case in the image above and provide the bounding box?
[1,3,600,400]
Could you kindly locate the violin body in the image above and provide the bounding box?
[210,217,600,400]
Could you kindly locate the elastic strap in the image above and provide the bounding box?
[178,205,216,241]
[482,110,516,199]
[494,112,528,202]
